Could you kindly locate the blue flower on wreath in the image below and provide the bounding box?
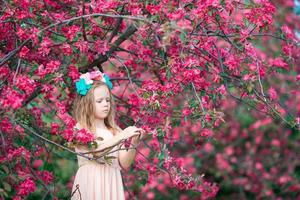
[76,78,92,96]
[103,74,113,90]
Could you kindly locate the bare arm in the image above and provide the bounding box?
[77,126,142,158]
[118,141,137,170]
[118,130,145,170]
[77,133,124,158]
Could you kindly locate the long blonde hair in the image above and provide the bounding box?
[71,80,120,136]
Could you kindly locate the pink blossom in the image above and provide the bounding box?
[177,19,192,30]
[142,80,161,91]
[182,108,191,117]
[204,143,214,153]
[7,147,31,163]
[37,170,53,184]
[33,159,43,169]
[145,4,161,15]
[187,180,196,189]
[62,128,75,142]
[200,129,213,138]
[0,86,24,109]
[0,66,11,79]
[16,27,28,40]
[62,43,73,56]
[268,87,278,100]
[270,57,289,70]
[63,25,80,41]
[38,37,52,56]
[15,125,25,137]
[75,41,89,53]
[51,123,60,135]
[19,46,30,58]
[173,175,185,190]
[198,181,219,200]
[146,191,155,199]
[95,40,109,55]
[281,25,294,39]
[17,177,36,197]
[35,60,61,78]
[74,128,95,144]
[167,8,185,20]
[149,136,160,151]
[68,65,80,82]
[15,75,37,95]
[0,118,13,133]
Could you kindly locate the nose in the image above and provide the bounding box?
[102,101,109,107]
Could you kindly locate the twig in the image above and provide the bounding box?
[191,82,205,113]
[114,55,141,99]
[256,60,267,101]
[81,24,137,72]
[13,58,21,85]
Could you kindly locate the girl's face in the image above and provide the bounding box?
[94,85,111,119]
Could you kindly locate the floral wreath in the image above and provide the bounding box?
[75,70,113,96]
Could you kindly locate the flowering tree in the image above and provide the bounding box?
[0,0,299,199]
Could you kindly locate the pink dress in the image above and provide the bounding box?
[71,126,125,200]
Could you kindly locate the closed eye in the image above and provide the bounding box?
[96,98,110,103]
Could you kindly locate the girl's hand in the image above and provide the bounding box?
[119,126,144,141]
[131,128,146,144]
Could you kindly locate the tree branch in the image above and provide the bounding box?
[81,24,137,72]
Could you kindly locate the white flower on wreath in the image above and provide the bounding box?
[80,73,93,85]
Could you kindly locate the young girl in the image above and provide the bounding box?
[70,70,145,200]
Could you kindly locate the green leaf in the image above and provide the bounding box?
[166,67,171,80]
[158,151,165,167]
[158,151,164,160]
[1,165,9,174]
[243,17,250,27]
[215,14,221,22]
[140,173,148,186]
[246,83,254,93]
[180,30,187,43]
[212,93,217,104]
[157,128,165,139]
[220,0,226,7]
[184,116,187,121]
[276,68,288,74]
[3,182,11,192]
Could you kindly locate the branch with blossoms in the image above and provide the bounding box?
[0,0,299,199]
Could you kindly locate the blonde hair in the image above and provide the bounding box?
[71,80,120,136]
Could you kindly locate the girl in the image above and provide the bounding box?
[70,70,145,200]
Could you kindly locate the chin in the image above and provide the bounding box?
[95,115,106,119]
